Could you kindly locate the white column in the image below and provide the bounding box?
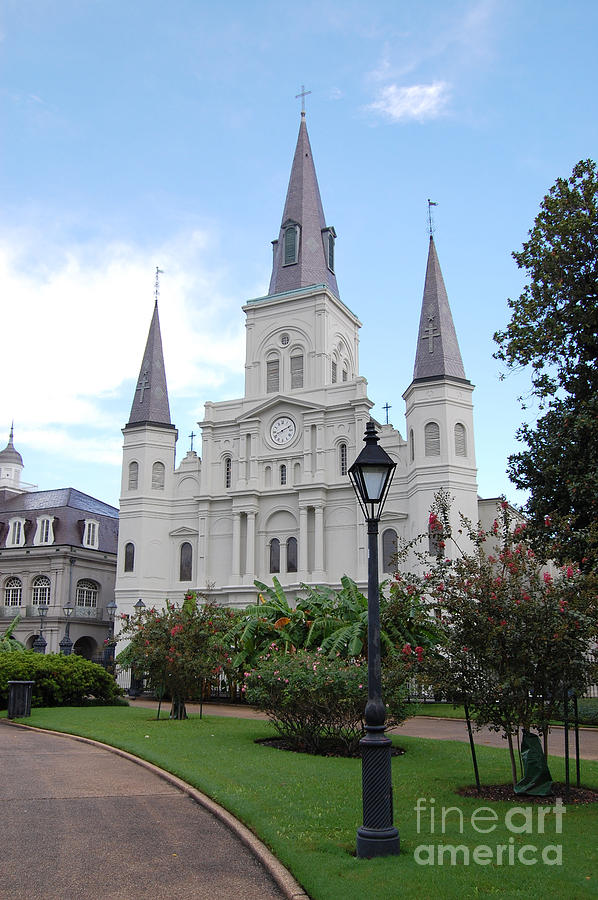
[231,513,241,578]
[314,504,324,574]
[299,507,308,574]
[246,511,256,578]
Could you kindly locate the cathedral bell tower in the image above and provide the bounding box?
[403,236,478,541]
[116,275,178,615]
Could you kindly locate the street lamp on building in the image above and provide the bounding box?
[32,603,49,654]
[349,420,399,858]
[105,600,118,666]
[59,602,74,655]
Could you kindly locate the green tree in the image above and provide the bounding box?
[0,615,25,652]
[118,594,235,718]
[415,498,597,786]
[494,159,598,569]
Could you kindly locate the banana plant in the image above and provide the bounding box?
[0,615,26,652]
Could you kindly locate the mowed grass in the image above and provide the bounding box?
[7,706,598,899]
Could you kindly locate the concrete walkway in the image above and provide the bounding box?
[0,721,307,900]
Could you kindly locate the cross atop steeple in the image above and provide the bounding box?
[295,84,311,116]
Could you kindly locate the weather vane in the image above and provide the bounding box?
[427,199,438,237]
[154,266,164,305]
[295,84,311,115]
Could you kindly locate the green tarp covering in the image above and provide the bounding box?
[514,730,553,796]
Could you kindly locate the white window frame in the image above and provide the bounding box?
[76,579,98,608]
[4,577,22,607]
[32,575,51,606]
[7,518,26,548]
[34,516,54,546]
[83,519,100,549]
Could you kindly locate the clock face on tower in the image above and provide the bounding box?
[270,416,296,445]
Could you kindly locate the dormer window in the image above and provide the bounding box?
[34,516,54,546]
[7,518,25,548]
[283,223,299,266]
[83,519,99,549]
[321,226,336,273]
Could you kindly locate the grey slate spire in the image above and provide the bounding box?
[0,423,23,466]
[127,300,172,427]
[268,113,339,297]
[412,237,467,383]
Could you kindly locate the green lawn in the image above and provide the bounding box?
[7,706,598,899]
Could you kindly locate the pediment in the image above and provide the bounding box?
[169,526,198,537]
[236,395,325,423]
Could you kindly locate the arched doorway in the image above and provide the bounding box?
[73,636,97,659]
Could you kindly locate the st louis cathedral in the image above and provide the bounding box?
[115,111,497,614]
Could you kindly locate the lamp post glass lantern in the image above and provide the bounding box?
[59,602,74,656]
[105,600,118,665]
[349,420,399,858]
[33,603,49,654]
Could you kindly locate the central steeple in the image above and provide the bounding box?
[268,113,339,298]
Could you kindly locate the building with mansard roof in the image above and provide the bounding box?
[0,427,118,656]
[115,112,500,615]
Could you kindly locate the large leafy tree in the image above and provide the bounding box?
[494,159,598,569]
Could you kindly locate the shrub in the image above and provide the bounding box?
[244,649,409,756]
[0,652,123,709]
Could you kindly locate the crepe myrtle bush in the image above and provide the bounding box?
[0,651,123,709]
[244,648,410,756]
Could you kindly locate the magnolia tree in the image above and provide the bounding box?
[396,492,598,785]
[118,592,240,719]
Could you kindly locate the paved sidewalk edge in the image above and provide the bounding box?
[2,719,309,900]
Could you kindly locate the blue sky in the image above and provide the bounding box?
[1,0,597,509]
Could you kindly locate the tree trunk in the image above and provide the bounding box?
[170,697,188,720]
[507,731,518,786]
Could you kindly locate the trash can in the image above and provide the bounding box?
[7,681,34,719]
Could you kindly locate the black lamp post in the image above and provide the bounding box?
[32,603,49,654]
[105,600,118,666]
[59,602,74,655]
[128,599,146,697]
[349,420,399,858]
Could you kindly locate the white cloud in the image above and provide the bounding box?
[367,81,450,122]
[0,229,245,463]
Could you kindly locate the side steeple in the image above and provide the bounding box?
[268,112,339,298]
[127,294,172,429]
[412,236,467,384]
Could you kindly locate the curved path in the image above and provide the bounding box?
[0,721,307,900]
[131,699,598,760]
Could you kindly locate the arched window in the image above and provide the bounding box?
[280,464,287,486]
[128,461,139,490]
[290,354,304,389]
[124,542,135,572]
[409,429,415,462]
[224,457,232,488]
[152,461,165,490]
[4,577,22,607]
[32,575,51,606]
[293,462,301,485]
[266,359,279,393]
[331,360,337,383]
[287,537,298,573]
[424,422,440,457]
[180,542,193,581]
[269,538,280,574]
[264,465,272,488]
[342,363,349,382]
[283,224,299,265]
[76,579,98,608]
[382,529,398,574]
[454,423,467,457]
[339,442,348,477]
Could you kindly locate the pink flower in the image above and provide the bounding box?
[544,515,551,527]
[543,572,553,585]
[402,643,412,655]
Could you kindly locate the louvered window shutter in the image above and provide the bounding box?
[267,360,279,393]
[455,423,467,457]
[424,422,440,456]
[290,355,303,388]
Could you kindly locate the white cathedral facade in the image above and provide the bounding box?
[115,112,497,616]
